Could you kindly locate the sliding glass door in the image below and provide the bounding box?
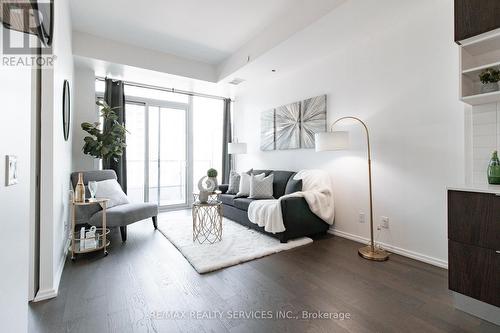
[148,106,187,207]
[125,101,189,209]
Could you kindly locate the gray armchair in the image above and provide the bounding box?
[70,170,159,242]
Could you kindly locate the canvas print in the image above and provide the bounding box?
[300,95,327,148]
[260,109,275,151]
[275,102,301,150]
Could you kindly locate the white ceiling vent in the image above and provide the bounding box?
[228,78,246,85]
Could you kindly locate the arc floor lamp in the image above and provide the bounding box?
[315,117,389,261]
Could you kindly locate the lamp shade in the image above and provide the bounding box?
[315,131,349,152]
[228,142,247,154]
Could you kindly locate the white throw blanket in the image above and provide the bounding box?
[247,169,335,233]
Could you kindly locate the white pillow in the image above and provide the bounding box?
[249,174,274,199]
[236,172,264,197]
[94,179,130,208]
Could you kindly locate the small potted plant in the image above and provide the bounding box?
[207,168,218,189]
[479,68,500,93]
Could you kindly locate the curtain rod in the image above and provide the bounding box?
[96,76,231,102]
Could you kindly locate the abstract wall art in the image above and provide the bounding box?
[260,95,327,151]
[275,102,301,150]
[300,95,327,148]
[260,109,275,151]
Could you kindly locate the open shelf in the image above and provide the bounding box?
[462,91,500,106]
[462,61,500,80]
[460,29,500,105]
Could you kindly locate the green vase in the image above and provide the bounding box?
[487,151,500,184]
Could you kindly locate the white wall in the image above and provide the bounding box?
[72,65,98,172]
[0,29,33,333]
[37,0,74,301]
[233,0,464,267]
[471,103,500,184]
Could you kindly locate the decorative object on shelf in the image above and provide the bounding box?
[197,176,216,203]
[88,181,98,201]
[207,168,218,188]
[62,80,71,141]
[487,150,500,184]
[479,68,500,93]
[260,94,327,151]
[84,226,98,250]
[5,155,18,186]
[315,116,389,262]
[74,172,85,203]
[81,100,127,169]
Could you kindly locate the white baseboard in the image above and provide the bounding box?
[33,287,58,302]
[33,239,69,302]
[328,228,448,269]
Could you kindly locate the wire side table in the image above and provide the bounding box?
[192,192,223,244]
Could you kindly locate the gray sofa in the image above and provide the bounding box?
[70,170,158,242]
[219,169,329,243]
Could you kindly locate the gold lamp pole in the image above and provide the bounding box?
[315,116,389,261]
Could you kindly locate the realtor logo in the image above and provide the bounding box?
[1,0,55,66]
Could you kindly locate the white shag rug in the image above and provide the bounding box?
[158,216,312,274]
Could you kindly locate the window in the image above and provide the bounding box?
[96,79,225,210]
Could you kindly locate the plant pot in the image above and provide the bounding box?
[481,82,499,94]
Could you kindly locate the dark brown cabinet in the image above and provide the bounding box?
[448,190,500,307]
[455,0,500,42]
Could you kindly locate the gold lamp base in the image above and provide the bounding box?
[358,246,389,261]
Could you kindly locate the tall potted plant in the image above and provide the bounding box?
[81,100,127,169]
[479,68,500,93]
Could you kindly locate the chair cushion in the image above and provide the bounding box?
[94,179,130,208]
[220,194,237,206]
[233,198,255,211]
[89,202,158,227]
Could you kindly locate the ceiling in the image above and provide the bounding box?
[70,0,300,65]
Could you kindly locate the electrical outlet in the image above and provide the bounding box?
[359,212,366,223]
[381,216,389,229]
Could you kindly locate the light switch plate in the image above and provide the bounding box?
[5,155,18,186]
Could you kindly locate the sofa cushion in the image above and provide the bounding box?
[89,202,158,227]
[249,174,274,199]
[233,197,255,211]
[285,175,302,195]
[270,171,295,198]
[250,169,273,176]
[220,193,237,206]
[227,170,240,194]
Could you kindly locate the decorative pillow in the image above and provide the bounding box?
[95,179,130,208]
[285,178,302,195]
[236,172,264,197]
[227,170,241,194]
[249,174,274,199]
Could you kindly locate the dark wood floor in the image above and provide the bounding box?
[29,210,499,333]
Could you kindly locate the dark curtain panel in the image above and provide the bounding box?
[221,98,232,184]
[104,78,127,193]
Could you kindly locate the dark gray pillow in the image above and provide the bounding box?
[227,170,241,194]
[285,178,302,195]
